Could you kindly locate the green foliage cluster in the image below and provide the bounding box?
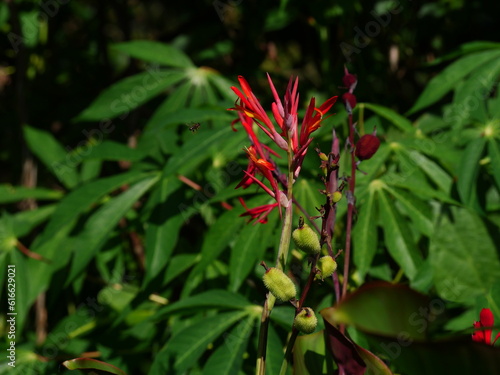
[1,1,500,374]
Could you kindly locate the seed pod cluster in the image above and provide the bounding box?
[315,255,338,280]
[293,307,318,334]
[292,219,321,255]
[262,267,296,302]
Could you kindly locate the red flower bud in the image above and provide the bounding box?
[355,134,380,161]
[342,73,357,91]
[342,92,357,112]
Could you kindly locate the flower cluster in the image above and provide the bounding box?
[472,308,500,345]
[229,75,337,223]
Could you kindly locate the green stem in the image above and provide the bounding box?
[278,329,299,375]
[256,132,295,375]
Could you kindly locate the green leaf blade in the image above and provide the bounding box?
[112,40,194,68]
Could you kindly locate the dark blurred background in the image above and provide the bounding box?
[1,0,499,186]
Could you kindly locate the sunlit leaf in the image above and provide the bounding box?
[408,49,500,114]
[62,358,128,375]
[75,70,186,121]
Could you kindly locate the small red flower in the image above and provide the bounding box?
[239,197,279,224]
[230,76,288,150]
[299,96,338,147]
[472,308,500,345]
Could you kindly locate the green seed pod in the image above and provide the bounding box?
[316,255,337,280]
[293,307,318,334]
[332,191,342,203]
[292,217,321,255]
[263,267,296,302]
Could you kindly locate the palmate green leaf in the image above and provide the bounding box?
[383,185,433,236]
[80,158,102,182]
[23,125,79,189]
[42,171,150,240]
[408,49,500,114]
[74,70,186,122]
[393,147,452,193]
[229,210,276,292]
[427,41,500,66]
[352,182,378,281]
[362,103,414,133]
[25,219,75,305]
[163,125,242,177]
[143,176,183,284]
[201,315,256,375]
[377,187,423,281]
[163,254,198,285]
[181,207,245,296]
[0,185,63,204]
[429,207,500,303]
[10,205,56,238]
[112,40,194,68]
[457,137,486,210]
[167,311,249,373]
[488,138,500,190]
[357,143,391,183]
[67,174,159,283]
[62,358,127,375]
[206,73,238,100]
[153,290,251,321]
[81,140,146,162]
[452,56,500,126]
[146,82,193,125]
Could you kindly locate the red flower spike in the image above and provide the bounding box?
[355,134,380,161]
[472,308,499,345]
